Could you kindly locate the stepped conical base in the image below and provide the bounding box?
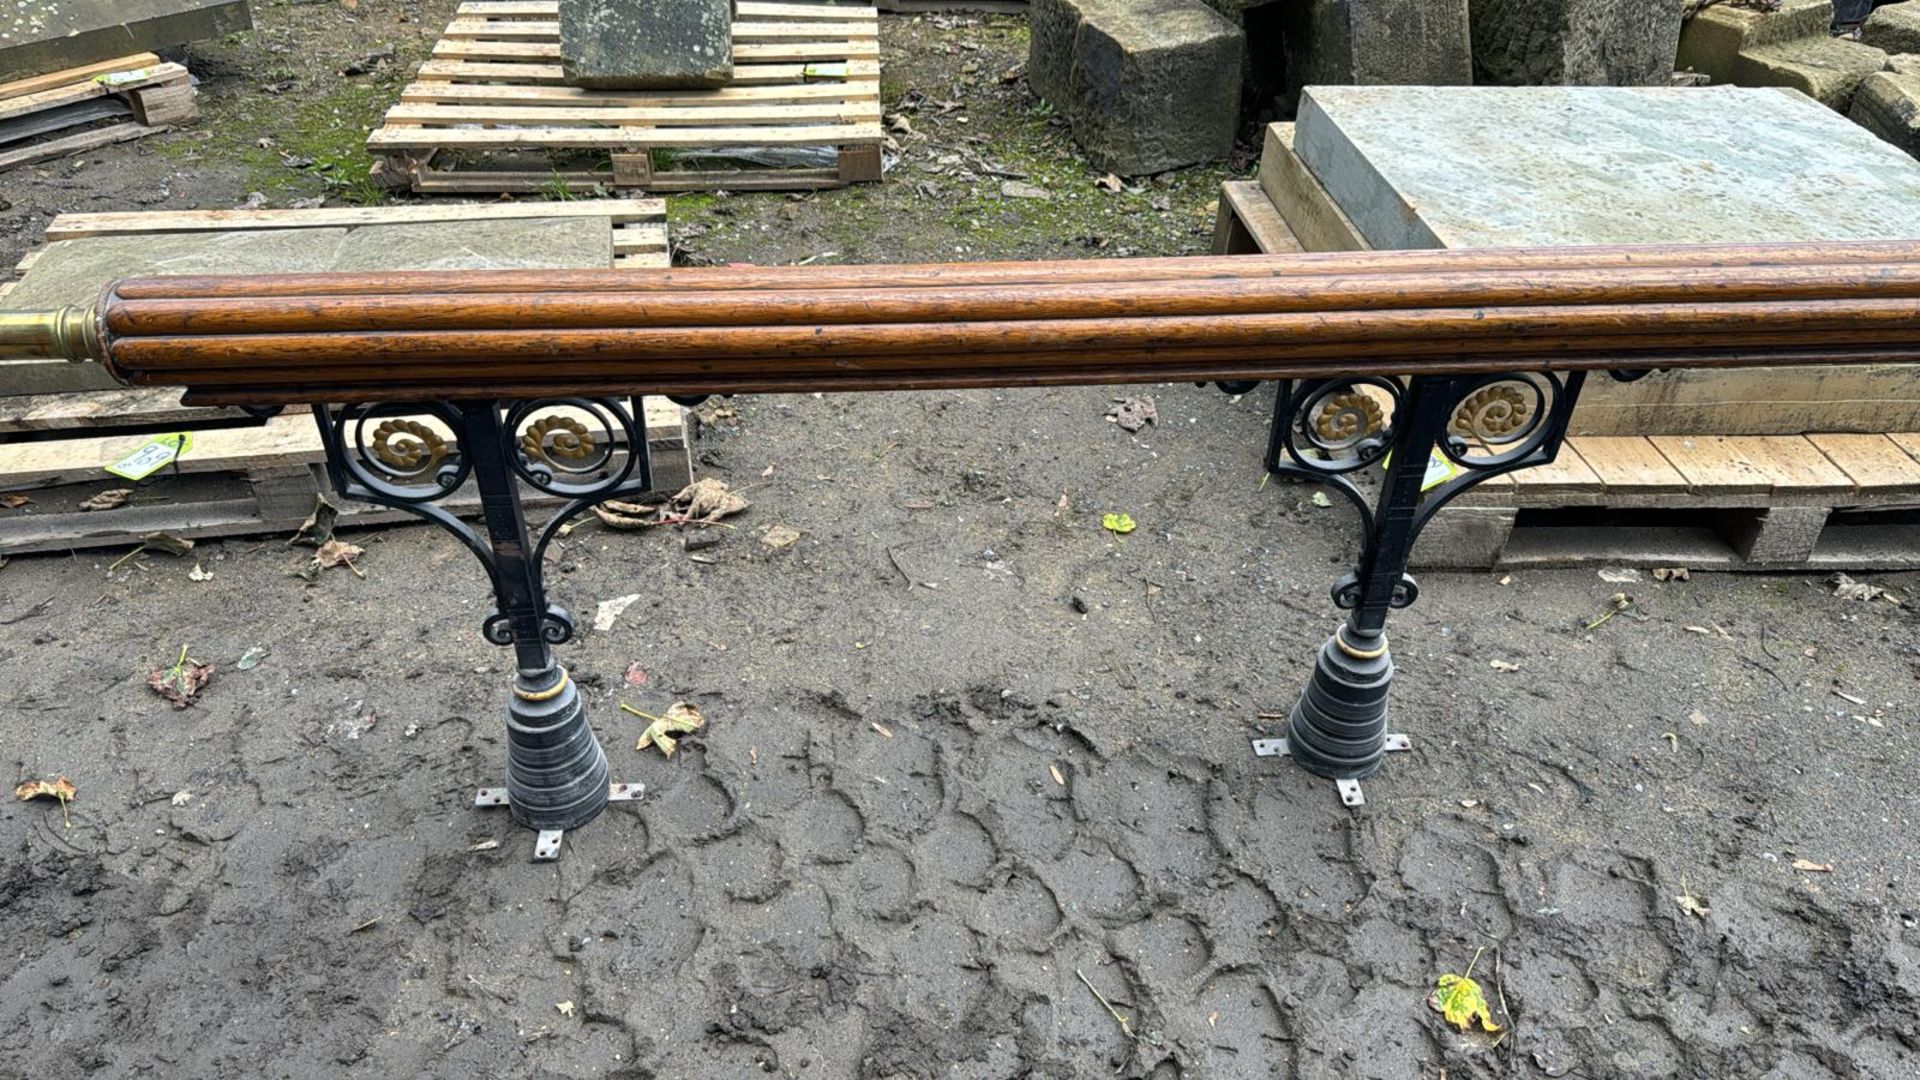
[1286,629,1393,781]
[503,665,610,831]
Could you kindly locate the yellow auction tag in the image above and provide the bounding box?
[105,432,193,481]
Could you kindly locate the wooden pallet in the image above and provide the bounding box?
[1414,433,1920,571]
[0,53,195,174]
[369,0,887,194]
[0,397,692,556]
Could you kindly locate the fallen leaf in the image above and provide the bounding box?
[761,524,802,550]
[188,564,215,582]
[1309,491,1333,508]
[1688,709,1709,726]
[627,701,706,757]
[148,648,213,708]
[623,662,649,686]
[761,463,776,478]
[14,777,75,803]
[1049,763,1065,786]
[313,539,365,576]
[236,646,268,671]
[80,488,133,512]
[1489,660,1521,673]
[170,790,193,806]
[1104,397,1156,432]
[1598,567,1640,583]
[1675,890,1711,919]
[1101,512,1136,536]
[1653,567,1691,582]
[1792,858,1834,873]
[591,499,661,530]
[1095,173,1124,193]
[288,493,340,547]
[871,721,894,738]
[142,531,194,557]
[1429,971,1500,1033]
[594,593,642,632]
[0,493,28,509]
[556,1001,575,1018]
[673,477,749,522]
[1830,572,1897,604]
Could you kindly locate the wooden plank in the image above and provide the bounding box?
[1567,436,1690,495]
[1723,436,1856,497]
[1257,123,1369,254]
[0,121,160,173]
[1216,180,1301,256]
[400,79,877,108]
[0,359,123,395]
[611,224,669,254]
[0,62,188,122]
[443,18,876,40]
[0,388,235,435]
[369,121,884,151]
[0,413,326,487]
[1807,433,1920,495]
[412,165,846,193]
[1510,441,1603,500]
[1888,432,1920,465]
[413,59,881,85]
[44,198,664,242]
[432,39,878,63]
[1647,436,1783,497]
[381,101,876,126]
[0,53,161,102]
[1572,364,1920,437]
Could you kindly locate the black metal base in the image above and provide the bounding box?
[1288,628,1393,781]
[503,664,610,832]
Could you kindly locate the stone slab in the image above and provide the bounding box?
[1471,0,1683,87]
[1,217,617,394]
[1288,84,1920,436]
[1027,0,1242,175]
[0,1,251,83]
[559,0,733,90]
[1851,68,1920,155]
[1272,0,1470,114]
[2,217,614,310]
[1863,1,1920,53]
[1293,84,1920,250]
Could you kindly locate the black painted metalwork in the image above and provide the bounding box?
[312,398,654,835]
[1263,371,1587,790]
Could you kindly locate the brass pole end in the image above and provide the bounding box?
[0,303,101,363]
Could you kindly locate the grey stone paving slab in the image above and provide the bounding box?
[1293,84,1920,250]
[559,0,733,90]
[0,0,251,83]
[2,217,614,310]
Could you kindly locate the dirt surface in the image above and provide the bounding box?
[5,4,1920,1080]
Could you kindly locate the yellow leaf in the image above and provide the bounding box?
[626,700,705,756]
[1429,973,1500,1033]
[1101,513,1136,535]
[14,776,75,804]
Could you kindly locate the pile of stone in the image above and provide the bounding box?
[558,0,735,89]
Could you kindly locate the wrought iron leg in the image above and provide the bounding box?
[1252,370,1588,805]
[312,397,656,859]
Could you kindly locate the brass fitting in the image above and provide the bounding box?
[0,303,101,362]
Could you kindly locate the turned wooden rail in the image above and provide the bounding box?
[7,241,1920,403]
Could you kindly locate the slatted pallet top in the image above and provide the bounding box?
[368,0,886,154]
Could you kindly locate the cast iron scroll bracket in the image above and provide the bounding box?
[312,398,656,860]
[1258,370,1588,805]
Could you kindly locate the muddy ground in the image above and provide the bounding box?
[5,3,1920,1079]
